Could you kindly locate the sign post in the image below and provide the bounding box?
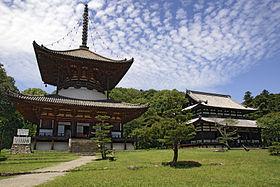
[11,129,32,154]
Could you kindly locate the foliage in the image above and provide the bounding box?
[215,119,240,150]
[268,142,280,156]
[113,89,195,164]
[257,112,280,145]
[242,91,254,107]
[0,64,24,151]
[22,121,37,137]
[242,90,280,119]
[155,117,195,165]
[92,115,113,159]
[111,88,193,151]
[22,88,47,96]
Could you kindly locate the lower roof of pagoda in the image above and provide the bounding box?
[8,92,148,109]
[8,92,148,123]
[33,41,133,92]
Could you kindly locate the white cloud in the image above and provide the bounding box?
[0,0,280,93]
[88,0,105,10]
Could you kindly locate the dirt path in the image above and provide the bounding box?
[0,156,96,187]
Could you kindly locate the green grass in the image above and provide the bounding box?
[0,150,78,175]
[39,148,280,187]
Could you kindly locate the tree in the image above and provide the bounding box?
[22,88,47,96]
[243,91,254,107]
[92,115,113,159]
[257,112,280,145]
[158,114,195,165]
[215,119,239,150]
[0,64,24,151]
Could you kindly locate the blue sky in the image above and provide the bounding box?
[0,0,279,102]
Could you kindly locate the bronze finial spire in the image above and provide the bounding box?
[80,4,89,49]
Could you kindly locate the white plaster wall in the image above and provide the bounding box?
[105,143,135,150]
[58,87,107,100]
[125,143,135,150]
[54,142,69,151]
[36,142,52,151]
[35,142,69,151]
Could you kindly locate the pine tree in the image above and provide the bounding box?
[92,115,113,159]
[243,91,254,107]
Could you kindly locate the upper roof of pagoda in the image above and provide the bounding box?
[33,4,134,92]
[33,41,133,92]
[34,41,131,63]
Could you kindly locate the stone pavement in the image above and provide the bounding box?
[0,156,96,187]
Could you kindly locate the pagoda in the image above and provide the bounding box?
[9,4,148,151]
[183,90,261,147]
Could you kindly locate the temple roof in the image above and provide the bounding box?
[188,117,258,128]
[34,41,130,63]
[8,92,148,109]
[185,90,256,111]
[33,41,133,91]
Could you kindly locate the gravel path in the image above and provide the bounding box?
[0,156,96,187]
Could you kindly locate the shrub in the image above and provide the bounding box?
[268,142,280,155]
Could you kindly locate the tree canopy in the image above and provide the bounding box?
[243,90,280,119]
[257,112,280,145]
[0,64,23,150]
[111,88,195,153]
[22,88,47,96]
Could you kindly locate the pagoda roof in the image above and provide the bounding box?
[8,92,148,109]
[185,90,256,111]
[34,41,130,63]
[188,117,258,128]
[33,41,133,91]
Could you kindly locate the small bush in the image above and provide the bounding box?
[268,142,280,155]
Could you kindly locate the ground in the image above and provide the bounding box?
[0,150,78,176]
[0,149,279,186]
[39,149,279,187]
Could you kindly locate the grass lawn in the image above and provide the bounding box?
[0,150,78,176]
[39,148,280,187]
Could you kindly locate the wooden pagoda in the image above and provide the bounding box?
[183,90,261,147]
[9,4,148,151]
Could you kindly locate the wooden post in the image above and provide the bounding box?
[33,138,37,150]
[51,139,54,150]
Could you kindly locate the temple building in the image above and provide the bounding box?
[183,90,261,147]
[8,4,148,151]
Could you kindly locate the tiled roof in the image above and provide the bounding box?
[33,41,132,63]
[8,92,148,109]
[186,90,256,111]
[188,117,258,128]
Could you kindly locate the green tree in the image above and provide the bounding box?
[158,114,195,165]
[215,119,239,150]
[22,88,47,96]
[0,64,24,151]
[243,91,254,107]
[92,115,113,159]
[22,121,37,137]
[257,112,280,145]
[248,90,280,119]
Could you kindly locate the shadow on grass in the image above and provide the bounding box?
[162,161,202,169]
[0,155,7,162]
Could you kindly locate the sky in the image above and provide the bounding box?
[0,0,279,102]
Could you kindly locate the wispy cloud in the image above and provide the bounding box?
[0,0,280,91]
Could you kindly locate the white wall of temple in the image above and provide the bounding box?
[58,87,107,100]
